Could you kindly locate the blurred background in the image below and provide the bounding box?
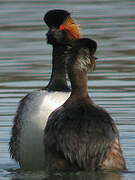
[0,0,135,179]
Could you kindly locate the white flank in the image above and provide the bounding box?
[17,90,70,170]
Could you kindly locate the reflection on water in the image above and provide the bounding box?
[8,170,123,180]
[0,0,135,179]
[46,172,121,180]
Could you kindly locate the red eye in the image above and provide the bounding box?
[59,25,64,30]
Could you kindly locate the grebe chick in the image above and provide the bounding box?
[44,38,126,172]
[9,9,80,170]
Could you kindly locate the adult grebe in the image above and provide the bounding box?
[44,38,126,172]
[9,9,80,170]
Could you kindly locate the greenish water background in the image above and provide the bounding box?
[0,0,135,179]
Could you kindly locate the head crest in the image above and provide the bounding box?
[44,9,70,28]
[44,9,80,40]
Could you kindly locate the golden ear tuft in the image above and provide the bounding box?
[61,16,80,40]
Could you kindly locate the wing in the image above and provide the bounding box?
[44,104,118,171]
[102,136,127,170]
[9,94,29,161]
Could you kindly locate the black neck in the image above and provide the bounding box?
[44,45,70,92]
[68,65,89,100]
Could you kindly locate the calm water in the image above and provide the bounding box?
[0,0,135,179]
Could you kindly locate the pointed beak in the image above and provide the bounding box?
[94,56,98,61]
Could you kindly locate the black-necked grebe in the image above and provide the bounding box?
[44,38,126,172]
[9,9,80,170]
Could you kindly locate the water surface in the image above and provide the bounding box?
[0,0,135,179]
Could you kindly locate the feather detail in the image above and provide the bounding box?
[61,16,80,40]
[102,137,127,170]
